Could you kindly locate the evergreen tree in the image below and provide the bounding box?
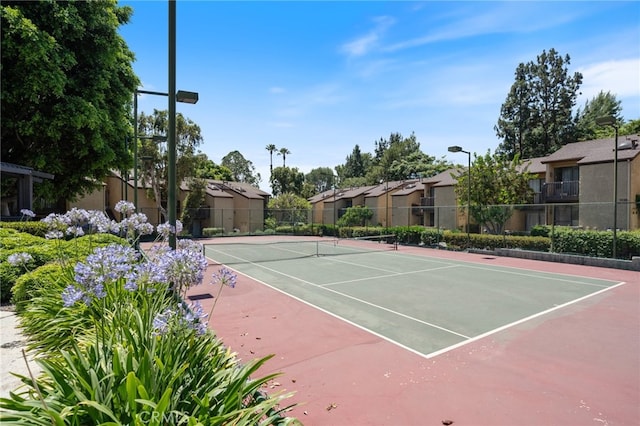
[496,49,583,159]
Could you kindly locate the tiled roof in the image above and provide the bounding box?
[542,135,640,165]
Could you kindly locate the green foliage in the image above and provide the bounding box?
[337,205,373,227]
[0,221,49,237]
[0,232,127,303]
[268,192,311,225]
[496,48,583,159]
[277,147,291,167]
[2,221,299,423]
[202,227,224,237]
[574,91,623,141]
[137,109,205,221]
[7,286,297,425]
[180,178,207,233]
[1,0,138,202]
[12,262,67,312]
[270,166,305,196]
[453,151,534,234]
[192,153,234,180]
[221,150,261,186]
[304,167,337,196]
[550,228,640,259]
[365,132,452,183]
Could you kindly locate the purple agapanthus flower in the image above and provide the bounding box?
[20,209,35,219]
[7,252,33,267]
[114,200,136,216]
[64,244,139,305]
[158,246,208,292]
[212,267,237,288]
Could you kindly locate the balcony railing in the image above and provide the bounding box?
[420,197,435,207]
[542,181,579,202]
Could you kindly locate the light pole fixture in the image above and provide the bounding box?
[596,115,619,259]
[448,145,471,248]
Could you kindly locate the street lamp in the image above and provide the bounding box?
[596,115,619,259]
[448,145,471,248]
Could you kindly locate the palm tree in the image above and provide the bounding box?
[265,144,277,173]
[278,147,291,167]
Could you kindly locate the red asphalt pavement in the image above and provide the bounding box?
[189,247,639,426]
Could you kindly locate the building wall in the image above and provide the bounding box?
[629,156,640,230]
[580,162,630,230]
[68,184,106,212]
[200,195,234,232]
[391,191,422,227]
[433,186,457,230]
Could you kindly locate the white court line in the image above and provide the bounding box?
[205,246,625,360]
[424,280,627,359]
[461,263,613,288]
[205,246,469,339]
[322,264,459,287]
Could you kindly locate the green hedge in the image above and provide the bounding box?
[0,221,49,237]
[0,232,128,303]
[308,225,639,259]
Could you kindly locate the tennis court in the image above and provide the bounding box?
[203,236,621,358]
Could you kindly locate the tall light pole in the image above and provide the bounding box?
[448,145,471,249]
[596,115,619,259]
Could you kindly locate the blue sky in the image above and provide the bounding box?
[119,1,640,190]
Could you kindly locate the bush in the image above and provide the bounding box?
[11,262,68,312]
[2,201,299,424]
[551,228,640,259]
[203,227,224,237]
[0,221,49,237]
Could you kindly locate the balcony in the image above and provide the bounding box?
[420,197,435,207]
[542,181,579,203]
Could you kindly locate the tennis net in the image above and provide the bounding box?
[203,235,397,265]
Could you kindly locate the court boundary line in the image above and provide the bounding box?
[321,264,459,287]
[204,247,470,339]
[424,280,627,359]
[312,247,616,289]
[204,246,626,359]
[395,247,622,286]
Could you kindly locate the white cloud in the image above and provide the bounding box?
[269,87,286,94]
[577,58,640,100]
[340,15,395,57]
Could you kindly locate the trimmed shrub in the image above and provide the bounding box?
[0,221,49,237]
[12,262,68,312]
[202,227,223,237]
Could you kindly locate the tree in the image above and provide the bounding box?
[452,150,534,235]
[1,1,137,204]
[496,48,583,159]
[180,178,207,235]
[221,150,261,187]
[192,153,233,181]
[574,91,623,141]
[265,144,277,173]
[341,145,371,179]
[278,147,291,167]
[364,132,450,183]
[267,192,311,225]
[337,205,374,227]
[137,109,203,221]
[270,166,304,197]
[305,167,336,195]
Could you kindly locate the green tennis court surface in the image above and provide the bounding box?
[204,238,621,357]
